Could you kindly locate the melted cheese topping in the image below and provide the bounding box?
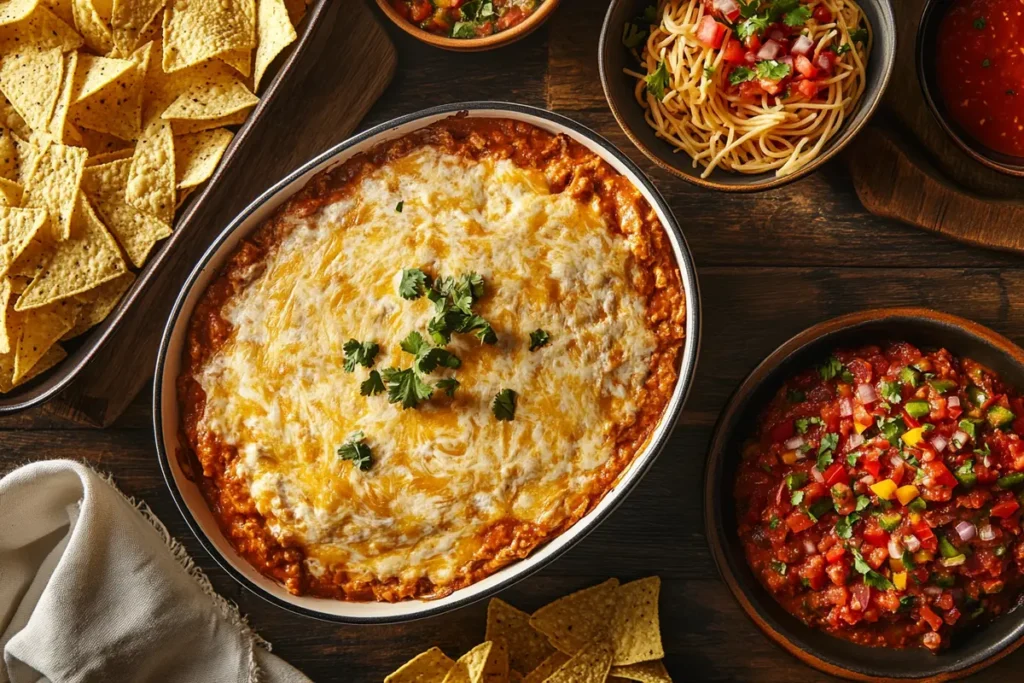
[196,146,658,587]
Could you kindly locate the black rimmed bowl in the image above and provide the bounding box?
[598,0,898,192]
[917,0,1024,177]
[154,101,702,623]
[705,308,1024,681]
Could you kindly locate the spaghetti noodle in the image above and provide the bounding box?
[624,0,871,178]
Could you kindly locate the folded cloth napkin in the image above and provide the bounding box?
[0,459,311,683]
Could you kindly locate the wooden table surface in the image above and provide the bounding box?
[3,1,1024,681]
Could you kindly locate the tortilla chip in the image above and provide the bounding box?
[486,599,556,675]
[521,652,570,683]
[85,148,133,166]
[0,0,38,26]
[12,133,45,185]
[384,647,455,683]
[543,638,613,683]
[441,641,508,683]
[175,185,194,209]
[174,127,231,189]
[0,177,22,206]
[0,97,29,139]
[0,5,84,53]
[70,41,149,141]
[162,0,256,73]
[61,270,133,339]
[16,194,127,311]
[0,128,16,180]
[81,157,171,267]
[170,109,247,135]
[161,75,258,123]
[253,0,295,90]
[0,278,11,353]
[10,297,76,383]
[75,126,132,157]
[141,41,240,124]
[609,577,664,665]
[47,51,79,143]
[529,579,619,655]
[109,0,165,57]
[71,54,135,104]
[42,0,75,26]
[126,118,174,223]
[218,47,251,77]
[20,141,87,240]
[0,47,64,133]
[72,0,114,54]
[16,340,65,385]
[609,660,673,683]
[0,206,49,278]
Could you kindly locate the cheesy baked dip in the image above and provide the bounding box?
[178,117,687,602]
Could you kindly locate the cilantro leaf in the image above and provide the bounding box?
[382,367,434,409]
[646,61,670,100]
[864,570,895,591]
[835,513,859,539]
[771,560,788,575]
[399,268,430,300]
[395,201,404,213]
[436,377,460,397]
[819,356,844,381]
[847,451,860,467]
[850,547,872,575]
[400,330,429,356]
[767,0,800,21]
[833,43,852,55]
[791,490,805,505]
[816,432,838,471]
[416,347,462,373]
[623,22,649,49]
[855,494,871,512]
[737,14,769,40]
[529,328,550,351]
[739,0,759,19]
[879,380,902,404]
[729,66,756,86]
[755,59,791,81]
[492,388,517,421]
[360,370,385,396]
[704,65,716,79]
[338,432,373,471]
[343,339,379,372]
[795,416,820,434]
[783,5,812,26]
[849,27,868,44]
[785,471,808,490]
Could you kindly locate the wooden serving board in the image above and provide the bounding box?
[846,0,1024,252]
[48,0,397,426]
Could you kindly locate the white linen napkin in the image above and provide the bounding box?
[0,459,312,683]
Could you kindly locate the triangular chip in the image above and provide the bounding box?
[384,647,455,683]
[0,177,22,206]
[61,270,133,340]
[543,638,613,683]
[609,577,664,665]
[81,157,171,267]
[441,641,509,683]
[72,0,114,54]
[161,75,258,122]
[0,206,49,277]
[0,339,67,393]
[126,118,174,224]
[109,0,165,57]
[170,109,247,136]
[218,47,251,77]
[0,127,16,180]
[0,0,38,26]
[20,141,87,240]
[486,599,556,675]
[0,47,64,133]
[141,41,241,125]
[16,194,127,310]
[162,0,255,73]
[42,0,75,26]
[10,297,76,383]
[609,660,673,682]
[75,126,132,157]
[47,51,79,143]
[253,0,296,90]
[521,652,569,683]
[71,54,135,104]
[0,277,11,353]
[174,127,231,189]
[85,148,133,166]
[0,5,84,53]
[529,579,619,655]
[0,96,30,139]
[70,41,149,141]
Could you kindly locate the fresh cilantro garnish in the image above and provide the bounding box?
[451,21,477,38]
[492,388,517,421]
[729,66,756,85]
[769,515,780,529]
[737,14,769,40]
[425,273,496,345]
[807,498,833,522]
[849,27,868,43]
[833,43,852,55]
[399,268,430,300]
[739,0,759,19]
[767,0,800,21]
[755,60,791,81]
[835,513,859,539]
[360,370,385,396]
[959,419,977,440]
[819,356,844,381]
[400,331,462,374]
[704,66,715,79]
[785,471,808,490]
[877,415,906,446]
[791,490,805,505]
[460,0,494,21]
[864,570,895,591]
[338,431,373,471]
[847,451,860,467]
[783,5,812,26]
[855,494,871,512]
[381,367,434,409]
[816,432,838,471]
[795,416,820,434]
[901,549,916,570]
[436,377,460,397]
[343,339,379,372]
[529,328,550,351]
[771,560,788,575]
[395,201,404,213]
[623,22,649,49]
[973,16,986,29]
[879,380,902,404]
[646,61,670,100]
[400,330,429,355]
[850,547,872,574]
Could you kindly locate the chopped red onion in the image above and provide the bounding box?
[769,29,786,43]
[791,34,814,56]
[847,432,864,449]
[785,435,806,450]
[891,454,904,468]
[744,50,757,64]
[840,397,853,417]
[984,454,993,468]
[812,466,825,483]
[923,586,942,597]
[948,396,960,408]
[778,54,794,68]
[856,383,877,404]
[955,520,976,542]
[888,537,903,560]
[903,534,921,552]
[804,538,817,554]
[850,583,870,611]
[931,435,948,453]
[860,474,876,487]
[756,39,782,61]
[952,430,969,449]
[713,0,741,20]
[979,524,996,542]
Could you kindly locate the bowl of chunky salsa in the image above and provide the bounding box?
[377,0,560,50]
[706,309,1024,681]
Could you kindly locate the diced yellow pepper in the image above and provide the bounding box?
[902,427,925,446]
[870,478,898,500]
[914,550,934,564]
[896,485,920,506]
[910,512,922,525]
[782,450,799,465]
[894,571,907,591]
[854,420,870,434]
[889,558,905,573]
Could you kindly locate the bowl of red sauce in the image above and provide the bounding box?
[705,308,1024,681]
[918,0,1024,177]
[375,0,561,51]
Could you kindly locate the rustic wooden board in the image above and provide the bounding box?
[47,0,397,426]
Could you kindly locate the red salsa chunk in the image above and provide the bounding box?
[390,0,541,38]
[735,342,1024,651]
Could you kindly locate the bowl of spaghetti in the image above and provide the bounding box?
[599,0,897,192]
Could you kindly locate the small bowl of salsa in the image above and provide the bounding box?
[375,0,561,51]
[917,0,1024,177]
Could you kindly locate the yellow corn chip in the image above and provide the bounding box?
[84,147,133,166]
[71,54,135,103]
[110,0,164,57]
[43,0,75,25]
[61,270,133,339]
[0,97,30,139]
[218,47,251,77]
[169,110,247,136]
[21,141,87,240]
[126,118,174,224]
[0,277,11,353]
[0,0,38,26]
[0,207,49,279]
[12,133,45,185]
[174,127,231,189]
[11,297,76,383]
[15,340,65,386]
[175,185,194,209]
[75,126,132,157]
[161,75,258,123]
[0,128,15,180]
[162,0,255,73]
[47,51,78,143]
[384,647,455,683]
[70,41,149,141]
[609,577,664,665]
[609,660,673,683]
[0,5,84,53]
[72,0,114,54]
[0,177,22,206]
[81,158,170,267]
[486,599,556,675]
[441,641,508,683]
[141,41,240,124]
[529,579,619,655]
[543,638,613,683]
[0,47,64,133]
[253,0,296,91]
[521,652,569,683]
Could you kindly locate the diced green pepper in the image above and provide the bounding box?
[997,472,1024,489]
[878,511,902,532]
[955,460,977,489]
[908,497,927,512]
[986,405,1015,429]
[808,498,833,521]
[968,385,989,407]
[928,379,957,394]
[934,573,956,588]
[939,535,962,559]
[905,400,931,419]
[901,367,921,388]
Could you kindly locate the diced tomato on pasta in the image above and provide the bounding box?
[696,15,727,48]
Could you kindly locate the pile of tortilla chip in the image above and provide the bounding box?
[0,0,305,391]
[385,577,672,683]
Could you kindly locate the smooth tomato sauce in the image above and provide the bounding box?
[735,343,1024,650]
[937,0,1024,157]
